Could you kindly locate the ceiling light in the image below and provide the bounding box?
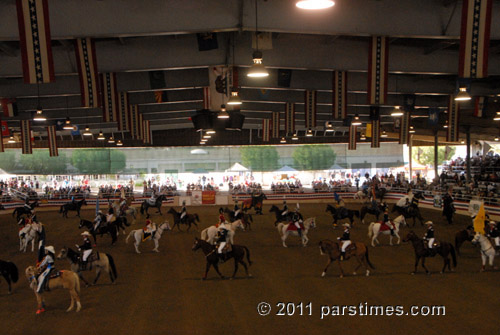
[443,120,449,128]
[83,126,92,136]
[495,136,499,142]
[248,51,269,78]
[280,137,286,143]
[97,131,105,140]
[494,112,500,121]
[63,117,74,130]
[409,126,415,134]
[200,141,207,145]
[33,109,46,121]
[360,133,366,141]
[206,129,216,134]
[8,136,16,143]
[381,131,388,138]
[292,132,299,140]
[455,87,471,101]
[116,140,123,146]
[391,106,403,117]
[325,123,334,132]
[306,129,313,137]
[108,136,115,144]
[218,104,229,119]
[227,91,242,105]
[351,114,362,126]
[296,0,335,10]
[461,140,465,144]
[203,134,211,139]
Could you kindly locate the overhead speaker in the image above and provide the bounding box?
[227,112,245,130]
[191,109,214,130]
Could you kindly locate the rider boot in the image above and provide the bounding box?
[340,251,345,261]
[218,253,226,263]
[297,228,303,238]
[80,261,87,271]
[390,228,395,236]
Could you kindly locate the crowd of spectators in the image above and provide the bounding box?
[229,182,263,194]
[271,180,303,193]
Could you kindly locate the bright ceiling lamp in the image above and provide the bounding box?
[227,90,242,105]
[306,129,313,137]
[248,50,269,78]
[97,131,105,140]
[325,122,334,132]
[443,120,449,128]
[409,126,416,133]
[494,112,500,121]
[351,114,362,126]
[280,137,286,143]
[495,136,499,142]
[108,136,115,144]
[33,108,46,121]
[381,130,388,138]
[218,104,229,119]
[83,126,92,136]
[8,136,16,143]
[203,134,211,139]
[391,106,403,117]
[292,132,299,140]
[63,117,74,130]
[296,0,335,10]
[116,140,123,146]
[200,141,207,145]
[206,129,216,134]
[360,133,366,141]
[455,87,471,101]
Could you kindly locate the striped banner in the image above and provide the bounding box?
[371,119,380,148]
[20,120,32,154]
[333,71,348,119]
[16,0,55,84]
[262,119,271,142]
[47,125,57,157]
[447,96,460,142]
[367,36,389,105]
[75,38,100,108]
[117,92,130,131]
[459,0,492,78]
[474,96,487,117]
[138,113,144,140]
[284,103,295,135]
[129,105,140,139]
[305,90,317,129]
[271,111,280,138]
[0,116,3,152]
[399,110,410,144]
[1,99,18,117]
[348,125,357,150]
[203,87,210,110]
[143,120,152,144]
[100,73,118,122]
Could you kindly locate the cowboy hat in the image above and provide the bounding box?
[424,221,433,225]
[45,246,55,254]
[488,221,496,225]
[342,223,350,228]
[81,231,91,236]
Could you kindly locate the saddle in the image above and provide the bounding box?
[425,241,440,256]
[339,242,357,260]
[287,222,304,231]
[142,231,154,241]
[220,243,232,253]
[147,199,156,206]
[379,221,394,232]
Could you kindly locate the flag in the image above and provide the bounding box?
[447,96,460,142]
[16,0,55,84]
[305,90,317,129]
[55,119,65,131]
[284,103,295,135]
[208,66,229,110]
[47,125,58,157]
[1,120,9,136]
[20,120,32,154]
[129,105,140,139]
[474,96,487,117]
[366,123,372,137]
[473,202,486,234]
[333,71,348,120]
[95,197,100,217]
[278,69,292,88]
[371,119,380,148]
[262,119,271,142]
[348,125,357,150]
[143,120,152,144]
[271,111,280,138]
[75,38,100,108]
[100,73,119,122]
[118,92,130,131]
[1,99,18,117]
[70,124,80,136]
[197,33,218,51]
[428,108,440,126]
[400,110,410,144]
[367,36,389,105]
[154,91,168,103]
[459,0,493,78]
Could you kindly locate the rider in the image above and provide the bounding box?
[119,197,128,216]
[94,210,104,231]
[216,224,230,262]
[486,221,500,250]
[180,200,187,224]
[149,190,157,205]
[78,231,93,270]
[218,207,226,226]
[23,198,33,214]
[396,195,410,211]
[234,201,242,220]
[291,204,303,238]
[423,221,435,253]
[281,200,289,221]
[143,219,157,240]
[382,209,395,236]
[106,207,116,225]
[338,223,351,261]
[36,245,55,294]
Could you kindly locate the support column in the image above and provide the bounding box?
[434,131,439,182]
[409,134,413,182]
[466,128,471,183]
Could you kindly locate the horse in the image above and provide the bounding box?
[353,190,368,201]
[57,247,117,286]
[318,239,375,278]
[367,215,407,247]
[140,194,167,216]
[125,221,171,253]
[403,231,457,274]
[277,217,316,247]
[224,207,253,230]
[168,207,199,231]
[12,201,39,221]
[325,204,359,226]
[391,192,425,227]
[59,199,88,218]
[79,219,118,245]
[111,197,137,222]
[192,238,252,280]
[200,220,245,245]
[19,222,40,252]
[0,260,18,294]
[25,266,81,314]
[269,204,300,226]
[455,227,475,256]
[359,202,388,224]
[471,233,498,271]
[241,193,267,215]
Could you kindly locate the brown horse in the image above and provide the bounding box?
[25,266,81,314]
[241,193,267,215]
[403,231,457,275]
[455,227,474,256]
[318,239,375,278]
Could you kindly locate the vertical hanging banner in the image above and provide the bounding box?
[305,90,317,129]
[202,87,210,110]
[75,38,100,108]
[100,73,118,123]
[474,96,487,117]
[208,66,229,111]
[143,120,152,144]
[20,120,32,154]
[348,125,357,150]
[129,105,140,139]
[284,103,295,135]
[0,117,4,153]
[47,125,58,157]
[271,111,280,138]
[399,111,410,144]
[333,71,348,119]
[138,113,144,140]
[367,36,389,105]
[1,99,18,117]
[117,92,130,131]
[447,96,460,142]
[16,0,55,84]
[371,119,380,148]
[459,0,493,78]
[262,119,271,142]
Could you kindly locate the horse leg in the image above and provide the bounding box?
[134,239,141,254]
[213,263,225,279]
[480,254,486,272]
[231,258,239,279]
[282,233,288,248]
[421,257,430,275]
[67,288,76,312]
[322,258,332,277]
[4,275,11,294]
[35,292,45,314]
[396,232,401,245]
[353,256,363,275]
[93,267,102,285]
[153,239,159,252]
[337,260,345,278]
[78,271,90,287]
[412,256,420,274]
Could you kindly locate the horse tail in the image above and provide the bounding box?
[277,223,284,236]
[201,228,208,241]
[368,222,374,238]
[364,246,375,269]
[7,261,18,283]
[59,205,64,214]
[195,214,200,222]
[125,230,134,243]
[140,203,144,215]
[123,217,130,226]
[450,244,457,268]
[243,246,252,266]
[354,210,359,218]
[73,272,81,294]
[106,254,118,279]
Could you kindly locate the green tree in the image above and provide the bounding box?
[18,150,68,174]
[292,145,336,170]
[240,146,280,171]
[413,146,456,167]
[72,149,126,174]
[0,151,17,173]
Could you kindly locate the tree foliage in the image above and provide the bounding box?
[0,151,17,173]
[413,146,456,167]
[240,146,280,171]
[71,149,126,174]
[18,150,68,174]
[292,145,336,170]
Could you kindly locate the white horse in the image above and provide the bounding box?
[125,221,171,254]
[19,223,39,252]
[472,233,498,271]
[277,217,316,247]
[353,191,368,202]
[111,202,138,223]
[367,215,406,247]
[200,219,245,245]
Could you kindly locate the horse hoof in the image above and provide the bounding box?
[411,272,415,275]
[352,272,357,275]
[153,249,159,253]
[366,270,370,277]
[36,308,45,315]
[339,275,344,278]
[321,272,326,277]
[248,274,253,278]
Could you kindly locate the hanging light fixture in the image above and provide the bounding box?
[227,90,242,105]
[33,84,46,121]
[206,129,216,134]
[280,137,286,143]
[351,114,362,126]
[391,106,403,117]
[409,126,416,133]
[443,120,449,128]
[108,136,115,144]
[494,111,500,121]
[116,140,123,146]
[248,0,269,78]
[8,136,16,143]
[495,136,499,142]
[381,130,388,138]
[306,129,313,137]
[218,104,230,119]
[296,0,335,10]
[455,87,471,101]
[292,132,299,140]
[325,122,334,132]
[97,131,105,140]
[83,126,92,136]
[360,132,366,141]
[63,117,74,130]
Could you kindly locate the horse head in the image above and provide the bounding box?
[471,232,482,245]
[167,207,177,215]
[306,217,316,229]
[403,231,417,242]
[160,221,171,231]
[269,205,279,213]
[192,238,202,251]
[234,219,245,231]
[56,247,68,260]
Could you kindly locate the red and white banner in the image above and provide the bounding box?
[371,119,380,148]
[129,105,140,139]
[367,36,389,105]
[447,96,460,142]
[262,119,271,142]
[271,111,280,138]
[16,0,55,84]
[1,99,18,117]
[20,120,32,154]
[75,38,100,108]
[284,102,295,135]
[348,125,357,150]
[399,110,410,145]
[333,71,348,119]
[305,90,317,129]
[459,0,492,78]
[117,92,130,131]
[142,120,152,144]
[202,87,210,110]
[1,120,9,137]
[47,125,58,157]
[100,73,118,123]
[474,96,487,117]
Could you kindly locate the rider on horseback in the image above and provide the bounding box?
[218,207,226,226]
[383,209,395,236]
[487,221,500,250]
[216,224,230,263]
[423,221,435,254]
[292,204,303,238]
[180,200,187,224]
[23,198,33,214]
[119,197,128,216]
[94,210,104,230]
[338,223,351,261]
[281,200,288,221]
[234,201,242,220]
[36,245,55,293]
[78,232,93,270]
[144,219,157,240]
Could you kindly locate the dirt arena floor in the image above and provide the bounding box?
[0,202,498,335]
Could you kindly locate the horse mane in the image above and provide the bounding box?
[65,247,80,263]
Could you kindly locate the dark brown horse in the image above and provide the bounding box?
[192,238,252,280]
[168,207,199,231]
[241,193,267,215]
[403,231,457,274]
[318,239,375,278]
[325,204,359,226]
[455,227,475,256]
[224,207,253,230]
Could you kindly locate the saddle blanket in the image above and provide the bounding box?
[378,222,394,232]
[287,223,304,231]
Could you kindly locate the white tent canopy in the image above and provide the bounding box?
[226,163,249,172]
[274,165,298,173]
